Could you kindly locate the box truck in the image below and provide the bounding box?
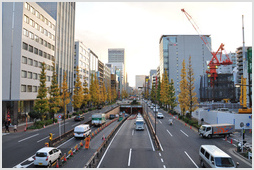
[92,113,106,126]
[199,124,235,138]
[135,117,145,131]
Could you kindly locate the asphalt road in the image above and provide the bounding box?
[144,101,252,168]
[2,104,118,168]
[97,116,163,168]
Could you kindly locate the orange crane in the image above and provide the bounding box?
[181,9,232,87]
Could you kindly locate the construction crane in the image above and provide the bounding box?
[181,9,233,87]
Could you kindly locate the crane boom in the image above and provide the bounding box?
[181,9,212,52]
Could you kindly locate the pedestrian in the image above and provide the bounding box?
[13,124,17,132]
[5,120,9,133]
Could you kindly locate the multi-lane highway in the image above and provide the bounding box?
[2,100,252,168]
[2,104,118,168]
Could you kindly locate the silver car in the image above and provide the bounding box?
[157,112,164,119]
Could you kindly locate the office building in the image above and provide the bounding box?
[2,2,56,124]
[108,48,126,91]
[159,35,211,100]
[74,41,90,87]
[135,75,146,89]
[38,2,75,112]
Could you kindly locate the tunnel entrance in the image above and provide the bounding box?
[120,105,143,115]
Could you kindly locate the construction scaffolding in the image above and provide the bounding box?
[200,74,236,102]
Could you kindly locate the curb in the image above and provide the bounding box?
[232,148,252,164]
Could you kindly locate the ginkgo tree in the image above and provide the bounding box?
[178,59,188,116]
[72,66,83,112]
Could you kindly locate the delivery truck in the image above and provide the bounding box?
[199,124,235,138]
[92,113,106,126]
[135,117,145,131]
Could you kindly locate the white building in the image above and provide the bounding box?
[2,2,56,123]
[74,41,90,87]
[135,75,146,89]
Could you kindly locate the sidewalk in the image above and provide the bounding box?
[2,122,34,133]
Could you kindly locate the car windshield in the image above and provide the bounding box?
[215,158,235,167]
[200,126,206,131]
[36,152,47,157]
[158,113,163,116]
[136,122,143,125]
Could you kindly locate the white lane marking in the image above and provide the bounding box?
[128,148,132,166]
[18,134,39,143]
[14,136,74,168]
[161,158,164,162]
[163,165,166,168]
[159,120,162,124]
[37,133,55,143]
[180,130,189,137]
[159,153,161,156]
[97,120,126,168]
[146,124,155,151]
[166,129,173,137]
[71,122,81,127]
[60,122,69,127]
[184,151,199,168]
[132,129,134,136]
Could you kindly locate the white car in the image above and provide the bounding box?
[34,147,62,167]
[157,112,164,119]
[153,108,158,112]
[150,105,154,109]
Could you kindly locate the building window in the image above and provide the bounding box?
[34,48,38,55]
[33,60,38,67]
[30,6,35,15]
[47,54,51,59]
[28,72,32,79]
[35,10,40,18]
[33,73,37,79]
[44,40,47,47]
[24,15,29,24]
[21,70,27,78]
[45,18,48,25]
[29,19,35,27]
[22,42,28,50]
[39,62,42,68]
[34,34,39,42]
[23,28,28,36]
[40,26,44,33]
[43,52,47,58]
[40,14,45,22]
[44,29,48,36]
[47,76,50,82]
[35,23,39,30]
[28,58,33,65]
[39,38,43,45]
[29,32,34,39]
[22,56,27,64]
[21,85,26,92]
[39,50,43,56]
[48,43,51,49]
[52,45,55,51]
[29,45,33,52]
[33,86,37,92]
[49,21,52,28]
[27,85,32,92]
[24,2,30,10]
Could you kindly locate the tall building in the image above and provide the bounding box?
[108,48,126,91]
[2,2,56,124]
[37,2,76,112]
[74,41,90,87]
[159,35,211,100]
[135,75,146,89]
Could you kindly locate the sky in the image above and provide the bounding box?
[75,2,252,88]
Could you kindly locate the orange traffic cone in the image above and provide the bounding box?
[190,126,192,129]
[80,141,83,147]
[70,150,73,156]
[43,125,45,128]
[64,153,67,162]
[56,159,59,168]
[225,136,227,141]
[231,139,233,144]
[24,127,26,132]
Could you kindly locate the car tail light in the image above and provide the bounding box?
[46,156,48,161]
[34,157,36,160]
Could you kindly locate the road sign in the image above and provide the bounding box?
[57,114,62,120]
[240,122,244,127]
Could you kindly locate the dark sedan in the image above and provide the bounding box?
[74,115,84,121]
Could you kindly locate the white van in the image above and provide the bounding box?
[74,124,91,138]
[199,145,239,168]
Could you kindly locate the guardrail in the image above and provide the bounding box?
[142,104,161,151]
[84,116,129,168]
[51,120,92,147]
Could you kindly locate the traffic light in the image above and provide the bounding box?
[49,133,53,141]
